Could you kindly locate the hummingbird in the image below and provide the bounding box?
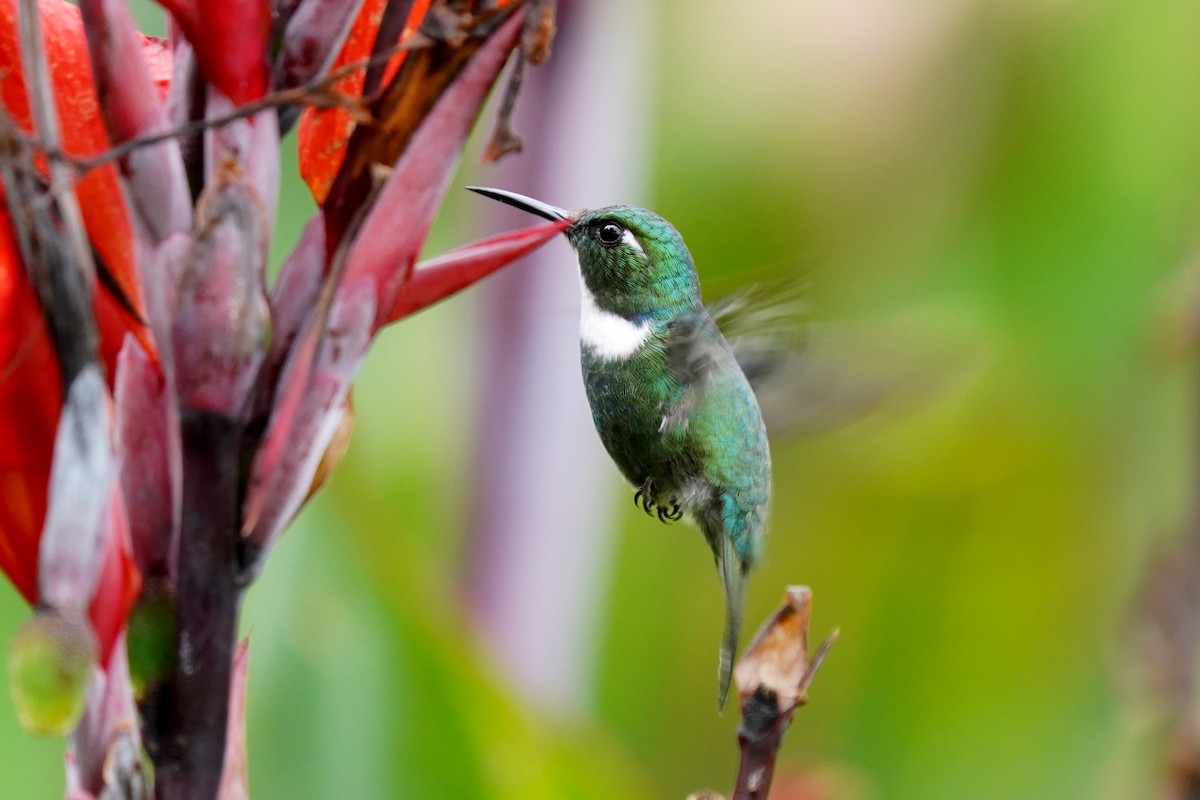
[469,186,772,708]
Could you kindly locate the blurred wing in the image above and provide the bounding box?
[662,308,756,435]
[709,279,809,388]
[710,284,984,435]
[665,312,719,387]
[752,318,985,435]
[661,311,720,435]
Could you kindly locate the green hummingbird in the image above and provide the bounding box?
[469,186,772,708]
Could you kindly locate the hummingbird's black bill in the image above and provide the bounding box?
[467,186,570,222]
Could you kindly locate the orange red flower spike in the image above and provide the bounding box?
[0,0,169,356]
[297,0,433,204]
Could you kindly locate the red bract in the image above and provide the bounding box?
[155,0,269,105]
[0,0,165,341]
[297,0,432,204]
[386,221,570,324]
[0,209,55,604]
[245,3,558,547]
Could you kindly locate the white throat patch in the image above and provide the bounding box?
[578,276,651,361]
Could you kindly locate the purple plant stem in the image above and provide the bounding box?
[464,0,658,709]
[149,414,244,800]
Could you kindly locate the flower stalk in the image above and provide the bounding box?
[687,587,838,800]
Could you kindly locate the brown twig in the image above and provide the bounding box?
[362,0,418,99]
[689,586,838,800]
[16,0,96,287]
[482,47,526,161]
[482,0,556,161]
[2,13,100,388]
[37,35,432,178]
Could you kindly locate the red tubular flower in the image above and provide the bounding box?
[3,0,559,647]
[244,5,566,547]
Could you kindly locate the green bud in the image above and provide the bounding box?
[8,609,97,736]
[126,586,176,699]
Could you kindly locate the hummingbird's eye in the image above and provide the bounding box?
[595,222,624,247]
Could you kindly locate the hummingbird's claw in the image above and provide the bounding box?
[636,480,684,524]
[656,502,683,524]
[635,480,657,516]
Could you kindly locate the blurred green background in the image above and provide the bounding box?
[6,0,1200,797]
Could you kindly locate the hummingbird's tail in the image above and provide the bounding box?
[717,536,748,710]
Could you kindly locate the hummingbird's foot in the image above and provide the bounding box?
[636,478,680,522]
[656,504,684,524]
[634,483,655,516]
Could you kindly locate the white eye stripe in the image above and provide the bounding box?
[620,228,645,256]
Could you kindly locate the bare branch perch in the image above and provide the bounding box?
[690,585,838,800]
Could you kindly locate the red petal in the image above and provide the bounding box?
[0,219,141,611]
[0,209,146,614]
[0,2,162,636]
[0,471,45,605]
[114,336,178,577]
[0,0,155,356]
[341,8,529,329]
[276,0,369,91]
[0,208,57,602]
[156,0,269,105]
[86,492,140,664]
[245,10,530,543]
